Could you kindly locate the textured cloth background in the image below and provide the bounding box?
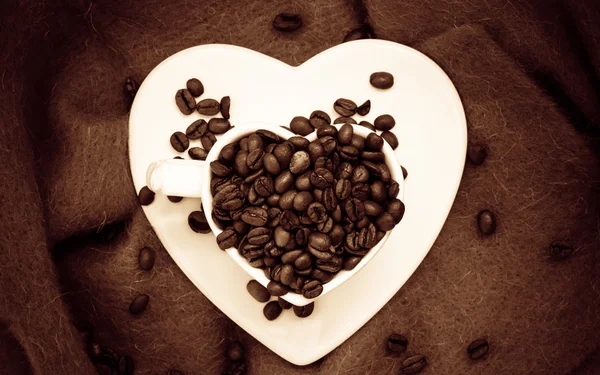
[0,0,599,374]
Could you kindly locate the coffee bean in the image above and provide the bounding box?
[352,183,370,201]
[322,187,337,211]
[338,124,354,145]
[175,89,196,115]
[362,161,380,178]
[272,226,290,248]
[307,141,325,161]
[335,179,351,200]
[257,129,282,143]
[388,180,400,199]
[317,125,338,138]
[307,202,328,224]
[280,210,300,231]
[289,275,306,292]
[312,187,324,202]
[188,147,208,161]
[290,116,314,135]
[350,135,365,150]
[310,168,334,189]
[401,354,427,374]
[549,240,574,260]
[280,264,295,285]
[477,209,496,235]
[292,252,312,271]
[234,151,250,177]
[253,176,274,197]
[274,170,294,194]
[274,142,294,169]
[467,143,488,165]
[281,250,302,265]
[200,132,217,152]
[186,119,208,139]
[340,145,359,161]
[334,116,357,124]
[345,198,365,221]
[129,294,149,315]
[302,280,323,299]
[370,72,394,89]
[273,12,303,32]
[356,100,371,116]
[186,78,204,97]
[246,280,270,302]
[289,151,311,175]
[401,166,408,179]
[343,25,376,41]
[278,297,292,310]
[308,232,333,260]
[370,181,387,203]
[310,269,334,284]
[387,199,405,223]
[320,136,338,155]
[374,114,395,131]
[220,96,231,119]
[295,172,312,191]
[365,133,383,151]
[363,200,383,217]
[246,149,264,170]
[226,341,244,362]
[359,120,376,131]
[208,118,231,134]
[334,98,357,117]
[289,136,310,150]
[336,163,353,179]
[360,150,384,162]
[343,256,362,270]
[467,339,489,360]
[168,195,183,203]
[352,165,370,184]
[217,229,239,250]
[292,191,312,211]
[124,77,138,99]
[263,153,282,175]
[239,207,268,227]
[118,356,135,375]
[278,190,297,210]
[217,143,237,164]
[383,333,408,354]
[316,256,342,272]
[293,302,315,318]
[267,281,289,296]
[95,363,112,375]
[381,131,398,150]
[233,220,250,234]
[243,135,262,152]
[210,160,233,177]
[375,212,396,231]
[309,110,331,128]
[138,186,155,205]
[188,211,211,233]
[138,247,156,270]
[197,98,220,115]
[262,300,283,321]
[170,131,189,152]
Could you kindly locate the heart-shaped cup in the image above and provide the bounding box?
[146,124,404,306]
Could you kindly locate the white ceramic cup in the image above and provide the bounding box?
[146,124,403,306]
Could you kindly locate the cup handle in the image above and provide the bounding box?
[146,159,205,198]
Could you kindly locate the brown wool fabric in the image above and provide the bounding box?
[0,0,599,374]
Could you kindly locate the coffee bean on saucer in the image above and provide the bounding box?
[188,147,208,160]
[357,100,371,116]
[186,78,204,97]
[293,302,314,318]
[138,186,155,205]
[129,294,149,315]
[374,114,395,131]
[263,300,283,320]
[290,116,314,136]
[138,247,156,270]
[477,209,496,235]
[201,132,217,152]
[246,280,270,302]
[170,131,189,152]
[467,144,488,165]
[401,354,427,374]
[549,240,574,260]
[309,110,331,129]
[273,13,303,32]
[227,341,244,361]
[333,116,357,124]
[467,339,489,360]
[267,281,289,296]
[381,131,398,150]
[334,98,357,117]
[197,98,220,115]
[278,297,292,310]
[208,118,231,134]
[186,119,207,139]
[175,89,196,115]
[220,96,231,119]
[118,356,135,375]
[370,72,394,89]
[188,211,211,233]
[359,120,376,130]
[387,333,408,353]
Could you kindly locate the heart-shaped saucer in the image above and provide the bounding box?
[129,40,466,365]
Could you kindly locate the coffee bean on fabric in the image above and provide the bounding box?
[263,300,283,320]
[188,211,211,233]
[290,116,314,136]
[381,131,398,150]
[175,89,196,114]
[387,333,408,353]
[220,96,231,119]
[186,78,204,97]
[333,116,357,124]
[188,147,208,160]
[356,100,371,116]
[549,240,574,260]
[226,341,244,362]
[467,339,489,360]
[468,143,488,165]
[129,294,150,315]
[374,114,396,131]
[186,119,207,139]
[138,186,155,205]
[197,98,220,115]
[370,72,394,89]
[272,13,303,32]
[200,132,217,152]
[309,110,331,128]
[208,118,231,134]
[293,302,315,318]
[170,131,189,152]
[334,98,357,117]
[118,356,135,375]
[138,247,156,270]
[401,354,427,374]
[278,297,292,310]
[359,120,376,130]
[246,280,270,302]
[477,209,496,235]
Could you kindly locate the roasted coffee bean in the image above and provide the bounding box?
[307,141,325,162]
[308,270,331,284]
[290,116,314,136]
[233,220,250,234]
[138,186,155,205]
[302,280,323,299]
[138,247,156,270]
[293,191,314,211]
[343,256,362,270]
[356,216,371,230]
[280,210,300,231]
[278,190,297,210]
[220,96,231,119]
[129,294,150,315]
[340,145,359,161]
[210,160,232,177]
[549,241,574,260]
[317,217,334,233]
[364,200,383,217]
[308,232,333,260]
[289,136,310,150]
[170,131,189,152]
[273,226,291,248]
[310,168,334,189]
[218,143,238,164]
[401,166,408,179]
[365,133,384,151]
[289,151,311,174]
[345,199,365,221]
[200,132,217,152]
[336,163,353,179]
[374,114,395,131]
[379,163,392,182]
[338,124,354,145]
[364,224,379,248]
[257,129,281,143]
[388,180,400,199]
[313,187,324,202]
[401,354,427,374]
[352,165,370,184]
[281,249,303,264]
[188,147,208,160]
[477,209,496,235]
[188,211,211,233]
[467,143,488,165]
[370,72,394,89]
[187,78,204,97]
[362,160,380,177]
[240,138,249,151]
[370,181,387,203]
[252,176,273,197]
[351,183,370,201]
[217,229,239,249]
[266,144,277,155]
[244,134,262,151]
[266,208,281,227]
[320,136,338,155]
[263,153,281,175]
[309,110,331,129]
[263,300,283,321]
[322,187,337,211]
[292,252,312,271]
[307,202,328,223]
[335,179,351,200]
[290,228,308,247]
[246,149,264,170]
[295,172,312,191]
[280,264,295,285]
[226,341,244,362]
[333,116,357,124]
[247,228,272,246]
[350,134,365,150]
[167,195,183,203]
[359,120,376,131]
[274,171,294,194]
[173,156,184,160]
[381,131,398,150]
[467,339,489,360]
[175,89,196,114]
[247,186,264,205]
[197,98,220,115]
[265,241,283,257]
[317,125,338,138]
[328,224,344,246]
[273,12,303,32]
[375,212,396,231]
[387,199,405,223]
[208,118,231,134]
[234,151,250,176]
[241,206,269,226]
[356,100,371,116]
[118,356,135,375]
[334,98,357,117]
[293,302,315,318]
[387,333,408,353]
[278,297,292,310]
[344,231,363,254]
[315,157,334,173]
[274,142,294,169]
[360,150,385,162]
[186,119,208,139]
[331,205,343,223]
[211,213,228,230]
[316,256,342,272]
[267,281,289,296]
